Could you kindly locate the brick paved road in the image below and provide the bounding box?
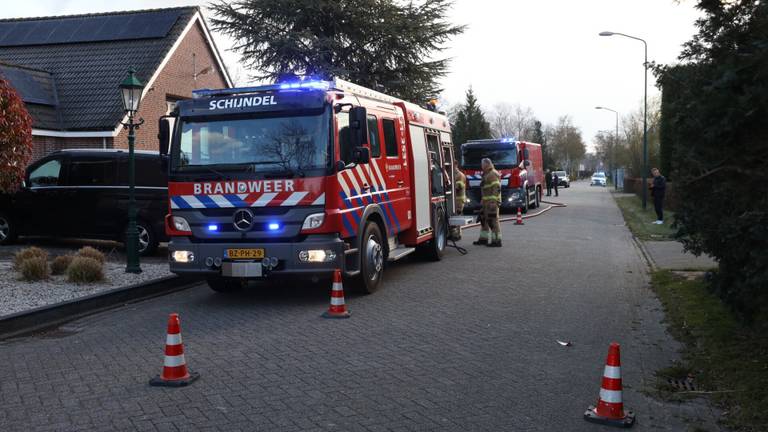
[0,182,721,431]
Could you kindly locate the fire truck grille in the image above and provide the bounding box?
[200,207,290,217]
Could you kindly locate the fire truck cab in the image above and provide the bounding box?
[159,79,464,293]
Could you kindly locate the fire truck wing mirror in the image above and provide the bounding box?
[349,106,369,147]
[523,148,530,160]
[335,160,347,172]
[158,116,173,156]
[352,146,370,164]
[524,160,531,167]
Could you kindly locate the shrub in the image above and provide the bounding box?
[0,75,33,194]
[18,257,49,281]
[66,256,104,284]
[13,246,48,270]
[51,254,75,275]
[76,246,105,265]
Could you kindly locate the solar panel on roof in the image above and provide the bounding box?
[0,66,57,105]
[0,9,182,47]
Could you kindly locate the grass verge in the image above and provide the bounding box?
[613,193,676,241]
[651,270,768,431]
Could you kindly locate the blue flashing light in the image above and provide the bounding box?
[268,223,280,231]
[500,137,517,143]
[207,224,219,231]
[279,80,330,91]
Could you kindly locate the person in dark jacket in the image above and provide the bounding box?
[650,168,666,224]
[552,172,559,197]
[545,169,553,196]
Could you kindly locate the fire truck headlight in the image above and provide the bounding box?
[301,213,325,230]
[298,249,337,263]
[172,250,195,263]
[172,216,192,232]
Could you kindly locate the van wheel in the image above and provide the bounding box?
[207,276,243,293]
[0,212,17,245]
[137,221,158,256]
[354,222,384,294]
[426,208,447,261]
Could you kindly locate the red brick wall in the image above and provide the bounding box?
[30,135,112,163]
[114,20,229,151]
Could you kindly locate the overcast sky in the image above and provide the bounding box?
[1,0,702,151]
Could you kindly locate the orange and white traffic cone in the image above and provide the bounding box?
[515,207,524,225]
[322,269,351,319]
[584,342,635,428]
[150,313,199,387]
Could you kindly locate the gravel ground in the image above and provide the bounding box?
[0,260,172,317]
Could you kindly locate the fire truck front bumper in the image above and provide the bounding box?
[168,234,346,278]
[464,188,526,212]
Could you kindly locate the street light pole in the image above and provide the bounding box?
[119,68,145,274]
[599,31,649,208]
[595,106,619,190]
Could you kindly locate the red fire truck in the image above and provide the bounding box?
[459,139,544,213]
[158,79,466,293]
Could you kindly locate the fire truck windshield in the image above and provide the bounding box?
[172,109,331,175]
[461,147,518,169]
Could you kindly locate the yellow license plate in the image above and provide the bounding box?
[225,248,265,260]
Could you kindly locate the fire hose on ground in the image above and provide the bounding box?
[447,200,568,255]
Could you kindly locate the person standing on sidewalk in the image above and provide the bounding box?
[553,172,560,197]
[650,167,666,224]
[473,158,502,247]
[545,169,553,196]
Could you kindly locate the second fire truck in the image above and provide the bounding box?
[159,79,468,293]
[459,139,544,213]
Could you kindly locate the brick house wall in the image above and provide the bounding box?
[114,21,228,151]
[30,136,112,162]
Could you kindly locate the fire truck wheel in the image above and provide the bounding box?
[522,194,530,214]
[426,208,447,261]
[355,222,385,294]
[0,211,18,245]
[206,276,243,293]
[533,187,540,209]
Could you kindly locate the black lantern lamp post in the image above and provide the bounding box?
[119,68,145,274]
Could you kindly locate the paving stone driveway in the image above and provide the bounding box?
[0,182,722,431]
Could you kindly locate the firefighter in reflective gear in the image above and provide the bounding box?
[473,158,502,247]
[454,166,467,214]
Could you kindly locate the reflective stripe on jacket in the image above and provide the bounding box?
[481,169,501,203]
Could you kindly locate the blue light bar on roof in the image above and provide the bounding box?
[193,81,332,98]
[500,137,517,143]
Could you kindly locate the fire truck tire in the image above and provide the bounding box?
[425,208,447,261]
[206,276,243,293]
[522,194,530,214]
[0,211,18,245]
[533,187,540,209]
[354,222,385,294]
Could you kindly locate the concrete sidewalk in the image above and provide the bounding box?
[643,240,717,270]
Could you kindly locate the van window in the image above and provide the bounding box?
[67,158,117,186]
[28,158,62,187]
[119,157,166,187]
[383,119,397,157]
[367,115,380,158]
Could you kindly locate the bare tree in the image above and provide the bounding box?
[488,103,536,140]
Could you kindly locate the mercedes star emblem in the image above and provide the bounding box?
[232,209,254,232]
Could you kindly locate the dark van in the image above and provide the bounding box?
[0,149,168,255]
